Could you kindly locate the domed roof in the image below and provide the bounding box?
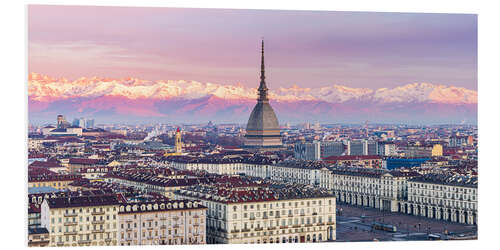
[246,102,280,132]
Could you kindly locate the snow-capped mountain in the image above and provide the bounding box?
[28,73,477,124]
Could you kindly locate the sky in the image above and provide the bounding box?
[28,5,477,90]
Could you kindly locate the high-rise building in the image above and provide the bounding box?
[347,140,364,155]
[294,141,345,161]
[294,141,321,160]
[378,142,397,156]
[347,139,378,155]
[72,118,86,128]
[303,122,311,130]
[365,140,379,155]
[56,115,70,129]
[321,141,345,158]
[85,119,95,129]
[244,40,282,150]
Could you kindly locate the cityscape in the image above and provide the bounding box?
[27,5,477,247]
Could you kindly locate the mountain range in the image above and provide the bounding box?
[28,73,477,125]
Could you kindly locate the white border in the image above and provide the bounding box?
[1,1,497,250]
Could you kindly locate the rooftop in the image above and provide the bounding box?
[45,194,122,209]
[176,183,334,204]
[409,173,477,188]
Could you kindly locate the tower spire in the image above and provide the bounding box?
[258,39,268,102]
[261,39,265,82]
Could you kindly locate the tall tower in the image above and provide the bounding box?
[244,40,282,150]
[175,128,182,153]
[57,115,64,128]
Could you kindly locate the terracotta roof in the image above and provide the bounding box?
[46,194,121,208]
[69,158,100,165]
[29,174,81,182]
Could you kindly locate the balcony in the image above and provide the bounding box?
[64,231,77,235]
[230,229,240,233]
[304,224,313,227]
[292,225,300,228]
[64,222,77,226]
[92,220,105,224]
[193,223,200,227]
[249,217,255,220]
[56,242,64,246]
[279,226,288,229]
[77,240,91,244]
[267,227,276,230]
[254,227,263,231]
[92,229,104,233]
[91,211,105,216]
[288,214,293,217]
[326,222,335,225]
[64,213,78,217]
[105,238,112,242]
[160,225,167,229]
[241,228,250,232]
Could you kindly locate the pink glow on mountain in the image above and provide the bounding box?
[28,73,477,105]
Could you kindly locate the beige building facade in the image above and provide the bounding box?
[117,200,207,246]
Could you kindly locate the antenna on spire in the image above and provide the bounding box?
[257,38,269,102]
[260,38,265,82]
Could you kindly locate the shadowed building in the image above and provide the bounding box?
[244,40,282,151]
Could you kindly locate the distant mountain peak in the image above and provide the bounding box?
[28,72,477,105]
[28,73,477,124]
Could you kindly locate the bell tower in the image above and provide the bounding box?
[175,128,182,154]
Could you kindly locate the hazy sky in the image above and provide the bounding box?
[28,5,477,90]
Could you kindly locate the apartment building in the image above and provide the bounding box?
[117,200,207,246]
[400,174,477,224]
[320,167,419,212]
[40,194,121,247]
[175,183,336,244]
[28,174,81,190]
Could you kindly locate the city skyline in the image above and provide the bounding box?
[23,3,481,248]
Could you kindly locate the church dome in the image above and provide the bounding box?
[246,102,280,133]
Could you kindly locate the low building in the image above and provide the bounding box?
[68,158,101,173]
[322,155,382,168]
[28,174,82,190]
[28,227,50,247]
